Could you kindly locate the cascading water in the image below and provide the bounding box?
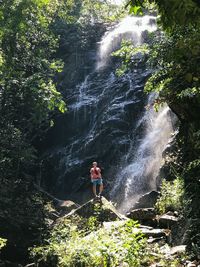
[43,15,176,206]
[110,94,175,213]
[97,15,157,69]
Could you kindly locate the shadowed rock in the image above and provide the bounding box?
[65,197,127,221]
[127,207,158,227]
[103,221,169,239]
[57,200,79,215]
[133,191,160,209]
[127,207,156,220]
[158,214,179,229]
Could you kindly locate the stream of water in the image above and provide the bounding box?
[93,15,174,212]
[97,16,174,210]
[45,15,176,208]
[110,96,175,212]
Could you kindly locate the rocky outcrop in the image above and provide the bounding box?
[39,21,152,202]
[65,197,127,221]
[64,197,181,244]
[127,207,156,220]
[158,214,179,229]
[127,207,157,227]
[133,191,160,209]
[57,200,79,215]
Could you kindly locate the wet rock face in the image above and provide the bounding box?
[133,191,160,209]
[127,207,156,221]
[38,16,159,202]
[41,55,150,200]
[158,214,179,228]
[66,197,126,221]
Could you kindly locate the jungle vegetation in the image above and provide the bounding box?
[0,0,200,265]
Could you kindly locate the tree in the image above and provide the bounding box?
[127,0,200,29]
[0,0,75,262]
[0,0,77,178]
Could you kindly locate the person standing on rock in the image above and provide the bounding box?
[90,162,103,198]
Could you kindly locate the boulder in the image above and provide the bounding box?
[147,236,166,245]
[186,261,199,267]
[57,200,79,213]
[170,245,186,255]
[158,214,179,229]
[103,221,168,239]
[138,227,170,238]
[187,264,196,267]
[65,197,127,222]
[127,208,156,220]
[133,191,160,209]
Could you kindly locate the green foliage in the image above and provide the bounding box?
[31,218,147,267]
[123,0,200,259]
[79,0,125,24]
[31,212,187,267]
[0,0,77,181]
[155,178,185,214]
[0,0,74,262]
[0,238,7,250]
[143,27,200,114]
[0,0,68,135]
[112,39,149,76]
[127,0,200,30]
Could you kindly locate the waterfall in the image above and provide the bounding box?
[97,15,157,69]
[95,15,175,212]
[110,94,175,213]
[44,15,176,205]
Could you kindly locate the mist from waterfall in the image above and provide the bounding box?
[45,15,176,206]
[97,15,157,69]
[110,94,175,213]
[94,15,175,212]
[95,15,175,213]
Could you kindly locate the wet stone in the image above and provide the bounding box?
[170,245,186,255]
[158,214,179,228]
[133,191,160,209]
[127,207,156,221]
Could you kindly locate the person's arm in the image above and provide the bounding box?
[90,168,93,179]
[98,168,102,178]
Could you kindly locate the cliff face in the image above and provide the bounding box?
[160,96,200,254]
[39,20,153,203]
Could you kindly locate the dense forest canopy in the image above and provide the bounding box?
[0,0,200,265]
[127,0,200,29]
[0,0,123,263]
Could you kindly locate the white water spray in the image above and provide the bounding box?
[97,15,157,69]
[95,15,176,213]
[110,94,175,213]
[59,15,176,206]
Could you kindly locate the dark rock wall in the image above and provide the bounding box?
[39,23,151,203]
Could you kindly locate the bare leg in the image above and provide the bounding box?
[92,184,97,197]
[99,184,103,194]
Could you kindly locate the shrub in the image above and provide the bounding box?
[0,238,7,250]
[31,219,147,267]
[155,177,185,214]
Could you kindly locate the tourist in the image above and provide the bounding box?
[90,162,103,198]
